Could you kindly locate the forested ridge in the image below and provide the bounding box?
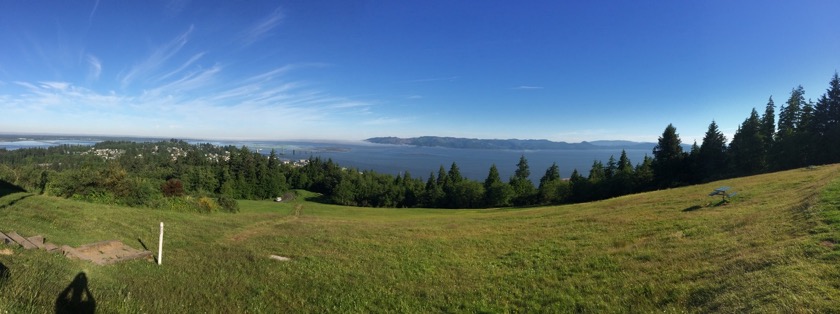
[2,73,840,210]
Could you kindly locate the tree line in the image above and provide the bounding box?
[1,73,838,210]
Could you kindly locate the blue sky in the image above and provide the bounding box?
[1,1,839,143]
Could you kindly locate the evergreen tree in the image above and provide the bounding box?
[698,120,727,180]
[652,124,685,187]
[729,109,765,174]
[633,155,654,191]
[617,150,633,175]
[423,172,444,207]
[685,141,701,183]
[447,162,463,183]
[483,164,513,207]
[779,86,804,133]
[812,73,840,164]
[538,162,566,204]
[776,86,808,168]
[587,160,606,199]
[538,162,561,188]
[509,155,536,205]
[587,160,605,183]
[611,150,635,196]
[604,156,617,179]
[436,165,448,186]
[568,169,590,202]
[760,97,776,155]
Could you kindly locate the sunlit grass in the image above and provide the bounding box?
[1,165,839,312]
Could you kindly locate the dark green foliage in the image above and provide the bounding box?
[509,155,536,206]
[729,109,766,175]
[775,86,808,168]
[537,163,568,204]
[217,195,240,213]
[698,120,728,181]
[484,165,513,207]
[652,124,685,187]
[760,97,776,156]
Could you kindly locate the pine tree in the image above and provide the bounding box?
[729,109,765,174]
[509,155,536,205]
[652,124,685,187]
[776,86,808,168]
[698,120,727,180]
[612,150,635,196]
[617,150,633,175]
[483,164,512,207]
[760,97,776,158]
[633,155,654,191]
[538,162,561,188]
[447,162,463,184]
[538,162,568,205]
[587,160,605,183]
[812,73,840,164]
[604,156,617,179]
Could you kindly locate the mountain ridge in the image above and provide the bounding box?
[365,136,674,151]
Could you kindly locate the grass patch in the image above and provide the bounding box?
[0,165,839,312]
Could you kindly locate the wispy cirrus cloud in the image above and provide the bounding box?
[119,25,194,88]
[1,62,376,139]
[406,76,458,83]
[88,0,100,25]
[165,0,191,17]
[513,85,543,90]
[241,7,284,45]
[86,54,101,81]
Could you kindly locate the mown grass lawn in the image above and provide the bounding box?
[1,165,840,312]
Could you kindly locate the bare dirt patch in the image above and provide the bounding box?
[62,240,153,265]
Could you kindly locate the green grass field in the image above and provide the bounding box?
[2,165,840,312]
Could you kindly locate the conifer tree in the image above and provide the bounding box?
[538,162,568,205]
[729,109,765,174]
[812,73,840,164]
[483,164,512,207]
[604,156,617,179]
[652,124,685,187]
[587,160,605,183]
[760,97,776,155]
[509,155,536,205]
[698,120,727,180]
[776,86,808,168]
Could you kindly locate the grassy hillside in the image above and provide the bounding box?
[1,165,840,312]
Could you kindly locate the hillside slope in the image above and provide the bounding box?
[1,165,839,312]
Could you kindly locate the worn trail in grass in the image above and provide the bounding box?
[1,165,840,312]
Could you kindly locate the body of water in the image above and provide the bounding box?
[1,138,652,182]
[194,140,652,181]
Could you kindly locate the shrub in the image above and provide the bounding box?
[196,196,218,213]
[161,178,185,197]
[217,195,239,213]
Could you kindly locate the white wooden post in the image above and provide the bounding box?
[158,222,164,265]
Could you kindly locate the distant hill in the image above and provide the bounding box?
[366,136,686,151]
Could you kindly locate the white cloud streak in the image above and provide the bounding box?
[119,25,194,88]
[241,7,284,45]
[513,85,543,90]
[88,0,100,25]
[1,62,376,139]
[86,54,101,80]
[406,76,458,83]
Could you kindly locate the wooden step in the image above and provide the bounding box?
[5,231,37,250]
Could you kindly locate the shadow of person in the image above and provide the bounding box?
[55,272,96,314]
[0,262,9,286]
